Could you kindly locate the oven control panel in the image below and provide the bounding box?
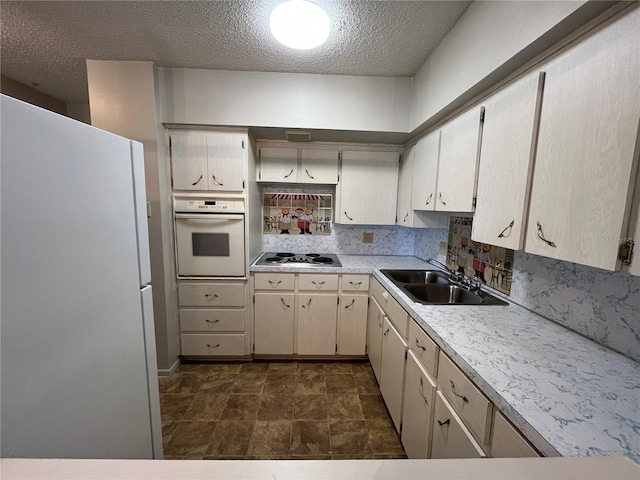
[174,198,245,213]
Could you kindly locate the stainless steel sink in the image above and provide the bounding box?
[380,269,450,284]
[404,284,484,305]
[380,269,508,306]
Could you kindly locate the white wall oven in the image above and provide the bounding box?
[174,198,245,277]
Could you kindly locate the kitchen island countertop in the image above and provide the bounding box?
[250,255,640,463]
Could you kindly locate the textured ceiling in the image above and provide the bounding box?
[1,1,471,104]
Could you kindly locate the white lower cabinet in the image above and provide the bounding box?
[491,411,539,458]
[297,293,338,355]
[179,280,248,357]
[379,317,408,433]
[338,294,368,355]
[401,350,436,458]
[367,296,385,383]
[253,292,295,355]
[431,391,487,459]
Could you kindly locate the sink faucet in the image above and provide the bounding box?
[427,258,455,276]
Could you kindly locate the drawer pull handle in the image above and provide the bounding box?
[437,419,450,427]
[403,213,409,222]
[280,297,291,309]
[439,192,447,206]
[191,174,203,186]
[417,377,429,406]
[305,169,315,179]
[349,281,362,287]
[204,293,219,299]
[205,319,220,324]
[383,328,390,337]
[450,380,469,402]
[311,281,325,288]
[344,211,354,221]
[344,299,355,309]
[536,222,557,248]
[425,193,433,206]
[284,169,294,179]
[415,338,426,353]
[498,220,514,238]
[268,280,282,287]
[302,298,312,309]
[206,344,221,349]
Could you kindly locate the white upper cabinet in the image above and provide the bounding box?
[623,168,639,276]
[338,149,400,225]
[436,106,484,213]
[257,143,339,184]
[300,148,339,184]
[524,8,640,271]
[472,72,544,250]
[171,130,245,192]
[411,131,440,212]
[397,145,447,229]
[258,145,299,183]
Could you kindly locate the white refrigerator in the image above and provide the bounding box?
[0,95,163,459]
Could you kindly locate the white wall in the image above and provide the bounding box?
[87,60,179,373]
[410,1,587,131]
[159,68,411,133]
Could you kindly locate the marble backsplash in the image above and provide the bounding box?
[414,231,640,362]
[263,223,415,255]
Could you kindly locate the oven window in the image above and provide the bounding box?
[192,233,230,257]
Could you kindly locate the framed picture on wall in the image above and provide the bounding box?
[263,193,333,235]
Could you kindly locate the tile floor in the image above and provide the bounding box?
[158,361,407,460]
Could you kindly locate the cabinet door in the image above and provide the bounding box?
[525,9,640,271]
[300,148,339,184]
[379,317,408,433]
[401,351,436,459]
[411,131,440,212]
[339,150,400,225]
[259,146,298,182]
[254,293,295,354]
[431,392,486,459]
[206,132,245,191]
[171,131,208,191]
[396,145,414,227]
[472,72,543,250]
[297,294,338,355]
[367,296,384,383]
[338,294,368,355]
[436,107,483,212]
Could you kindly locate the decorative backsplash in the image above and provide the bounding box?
[263,193,333,235]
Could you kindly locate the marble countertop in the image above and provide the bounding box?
[251,255,640,463]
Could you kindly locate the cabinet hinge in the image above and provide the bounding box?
[258,171,261,180]
[395,215,398,223]
[405,351,408,360]
[368,297,370,305]
[337,297,340,305]
[242,180,246,189]
[335,344,338,354]
[472,197,477,208]
[480,108,485,122]
[618,240,635,265]
[242,139,245,149]
[252,294,255,304]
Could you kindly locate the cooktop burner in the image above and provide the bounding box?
[255,252,342,267]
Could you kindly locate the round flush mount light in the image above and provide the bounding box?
[270,0,330,50]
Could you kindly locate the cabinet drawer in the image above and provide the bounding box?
[431,392,486,459]
[409,320,439,378]
[179,283,245,307]
[180,309,245,332]
[254,273,295,290]
[370,279,409,338]
[491,411,540,458]
[181,333,246,356]
[437,352,492,445]
[299,274,339,291]
[341,274,370,292]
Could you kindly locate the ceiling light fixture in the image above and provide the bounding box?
[269,0,330,50]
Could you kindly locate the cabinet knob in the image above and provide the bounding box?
[449,380,469,402]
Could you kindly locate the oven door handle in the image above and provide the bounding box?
[175,213,244,220]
